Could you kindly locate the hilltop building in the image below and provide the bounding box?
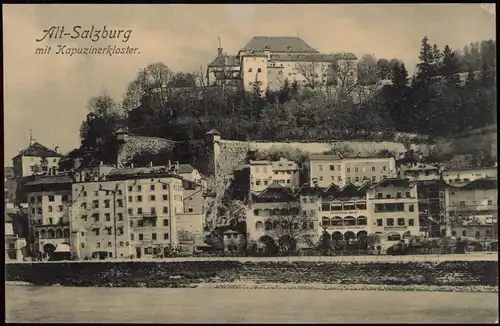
[206,36,357,93]
[249,157,300,194]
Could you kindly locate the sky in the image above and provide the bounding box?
[3,4,496,163]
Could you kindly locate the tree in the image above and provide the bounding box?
[326,54,359,101]
[295,55,330,91]
[441,45,461,87]
[122,62,175,113]
[267,206,315,254]
[357,54,379,85]
[376,58,391,80]
[317,226,332,254]
[79,91,125,164]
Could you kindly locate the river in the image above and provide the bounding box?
[6,286,498,323]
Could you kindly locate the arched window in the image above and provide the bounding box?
[47,229,55,238]
[253,209,260,216]
[55,228,63,238]
[322,217,331,227]
[331,216,343,226]
[40,229,47,239]
[344,216,356,226]
[63,228,70,238]
[255,221,264,230]
[356,216,367,226]
[264,220,272,231]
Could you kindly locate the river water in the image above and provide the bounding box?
[6,285,498,323]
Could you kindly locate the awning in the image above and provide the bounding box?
[54,243,70,252]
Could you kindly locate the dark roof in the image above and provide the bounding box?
[241,36,319,53]
[24,175,73,187]
[449,178,497,190]
[14,142,62,158]
[206,129,220,136]
[322,182,367,199]
[207,55,240,67]
[371,177,411,189]
[295,183,324,197]
[106,167,184,181]
[323,183,341,197]
[269,52,357,62]
[253,182,297,203]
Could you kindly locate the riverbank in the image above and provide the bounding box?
[6,260,498,290]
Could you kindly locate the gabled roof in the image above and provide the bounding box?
[253,182,297,203]
[322,182,367,199]
[14,142,62,159]
[341,182,363,198]
[241,36,319,53]
[323,183,341,197]
[295,183,324,197]
[207,55,240,68]
[178,164,195,174]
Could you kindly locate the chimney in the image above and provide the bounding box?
[167,160,172,171]
[217,47,223,57]
[175,161,180,173]
[149,161,153,168]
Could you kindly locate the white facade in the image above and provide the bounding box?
[443,167,497,185]
[249,158,300,193]
[309,156,396,188]
[13,155,61,179]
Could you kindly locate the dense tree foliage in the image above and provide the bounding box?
[77,38,496,165]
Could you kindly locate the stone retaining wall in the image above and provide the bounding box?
[5,261,497,288]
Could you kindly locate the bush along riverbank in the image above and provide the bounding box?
[5,261,498,291]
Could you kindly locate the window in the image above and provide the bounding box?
[451,231,457,237]
[107,228,112,235]
[386,194,391,199]
[347,177,351,182]
[48,195,55,202]
[105,191,110,196]
[48,217,53,224]
[137,208,143,214]
[104,200,110,208]
[355,167,358,173]
[397,218,405,226]
[396,192,402,198]
[152,233,157,240]
[131,234,134,240]
[117,199,123,207]
[150,195,156,201]
[162,184,167,190]
[462,230,467,237]
[405,192,411,198]
[409,219,415,226]
[347,168,350,173]
[128,186,133,191]
[338,176,341,181]
[93,213,100,222]
[376,219,383,226]
[163,219,169,226]
[37,208,42,214]
[93,200,99,209]
[94,229,100,236]
[117,190,122,195]
[330,165,334,171]
[151,207,156,214]
[372,166,375,171]
[137,186,142,192]
[383,166,387,171]
[105,213,111,221]
[377,193,383,199]
[108,242,112,247]
[93,191,99,196]
[163,194,168,200]
[118,213,123,221]
[48,206,53,212]
[256,180,261,186]
[319,176,323,181]
[128,208,133,215]
[150,185,155,191]
[372,176,377,182]
[408,205,415,212]
[488,200,493,205]
[139,234,143,241]
[81,243,85,248]
[137,196,142,202]
[164,233,169,240]
[188,208,193,213]
[387,218,394,226]
[120,241,124,247]
[62,195,68,202]
[248,68,252,72]
[83,191,87,197]
[355,177,359,182]
[163,207,168,214]
[128,196,133,202]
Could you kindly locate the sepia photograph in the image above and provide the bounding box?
[3,3,498,323]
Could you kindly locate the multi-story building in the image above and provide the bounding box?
[415,180,446,237]
[5,211,27,261]
[69,166,204,260]
[246,182,317,252]
[442,167,497,185]
[24,175,73,258]
[249,157,300,193]
[4,167,16,203]
[367,178,420,246]
[444,178,498,240]
[12,142,62,179]
[318,183,369,243]
[401,163,441,182]
[206,36,357,93]
[178,163,206,189]
[308,155,396,188]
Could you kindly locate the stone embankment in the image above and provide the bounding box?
[5,260,498,292]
